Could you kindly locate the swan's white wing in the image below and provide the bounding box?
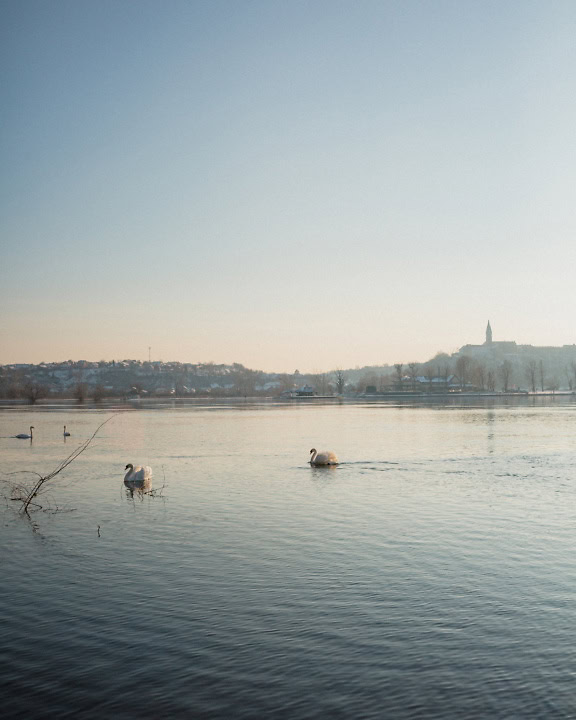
[124,465,153,485]
[313,451,339,465]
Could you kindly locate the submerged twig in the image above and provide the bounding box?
[143,483,166,497]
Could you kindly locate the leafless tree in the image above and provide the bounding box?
[394,363,403,390]
[334,369,346,395]
[500,360,512,392]
[487,369,496,392]
[73,382,88,402]
[359,371,379,393]
[233,367,260,397]
[92,384,106,402]
[7,382,22,399]
[306,372,329,395]
[276,374,295,393]
[22,382,47,404]
[425,364,435,392]
[473,362,486,391]
[548,376,559,393]
[438,363,452,390]
[455,355,472,390]
[525,359,538,393]
[378,373,390,392]
[539,360,545,392]
[407,363,419,391]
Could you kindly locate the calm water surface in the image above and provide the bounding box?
[2,398,576,718]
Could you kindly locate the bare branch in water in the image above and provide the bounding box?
[144,484,166,497]
[4,415,117,515]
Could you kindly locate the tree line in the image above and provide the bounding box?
[356,353,576,394]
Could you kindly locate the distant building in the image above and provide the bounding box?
[279,384,317,398]
[456,322,576,360]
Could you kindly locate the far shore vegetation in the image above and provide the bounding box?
[3,335,576,403]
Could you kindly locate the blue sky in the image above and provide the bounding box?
[2,0,576,371]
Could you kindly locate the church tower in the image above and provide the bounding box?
[485,320,493,345]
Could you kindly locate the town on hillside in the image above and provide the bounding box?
[2,323,576,401]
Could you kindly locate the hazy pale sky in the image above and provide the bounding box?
[2,0,575,372]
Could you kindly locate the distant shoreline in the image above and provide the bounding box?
[0,390,574,410]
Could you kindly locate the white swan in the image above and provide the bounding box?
[63,426,70,436]
[124,463,153,488]
[309,448,339,466]
[14,426,34,439]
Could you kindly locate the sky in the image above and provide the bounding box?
[2,0,576,373]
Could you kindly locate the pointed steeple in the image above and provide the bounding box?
[485,320,493,345]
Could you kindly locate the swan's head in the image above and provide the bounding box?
[125,463,134,471]
[310,448,316,454]
[30,426,35,430]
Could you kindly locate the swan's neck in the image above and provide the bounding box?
[310,450,317,464]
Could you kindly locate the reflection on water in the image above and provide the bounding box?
[124,481,151,499]
[2,398,576,719]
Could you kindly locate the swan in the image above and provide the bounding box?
[14,426,34,440]
[124,463,153,488]
[309,448,339,466]
[63,426,70,436]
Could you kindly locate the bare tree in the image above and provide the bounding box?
[539,360,545,392]
[407,363,419,391]
[548,376,559,393]
[525,359,538,393]
[92,384,106,402]
[359,372,379,394]
[438,362,452,391]
[22,382,47,405]
[334,369,346,395]
[308,372,330,395]
[276,374,296,393]
[378,373,390,392]
[233,367,259,397]
[425,364,435,392]
[487,369,496,392]
[393,363,403,390]
[473,362,486,391]
[73,382,88,402]
[455,355,472,390]
[500,360,512,392]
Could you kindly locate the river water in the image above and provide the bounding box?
[1,397,576,718]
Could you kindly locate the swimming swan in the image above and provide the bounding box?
[14,426,34,440]
[63,426,70,436]
[309,448,339,466]
[124,463,153,487]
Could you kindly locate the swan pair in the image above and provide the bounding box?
[122,450,338,487]
[13,425,70,439]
